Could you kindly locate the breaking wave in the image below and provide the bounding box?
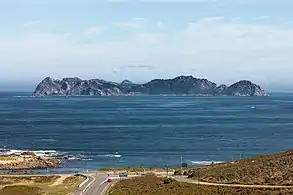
[190,160,224,165]
[99,153,122,158]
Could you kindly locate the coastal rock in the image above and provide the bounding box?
[34,77,124,96]
[130,76,217,95]
[224,80,267,96]
[33,76,267,97]
[213,84,227,96]
[0,155,60,170]
[121,80,134,86]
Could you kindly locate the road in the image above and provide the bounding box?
[74,173,110,195]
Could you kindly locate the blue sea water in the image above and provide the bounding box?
[1,92,293,173]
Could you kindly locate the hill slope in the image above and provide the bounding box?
[187,150,293,185]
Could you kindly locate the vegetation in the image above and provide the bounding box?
[0,175,85,195]
[108,174,293,195]
[185,150,293,185]
[99,166,173,173]
[0,185,43,195]
[0,176,60,184]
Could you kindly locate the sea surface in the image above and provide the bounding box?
[1,92,293,173]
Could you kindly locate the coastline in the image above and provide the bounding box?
[0,153,61,171]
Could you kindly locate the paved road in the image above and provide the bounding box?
[74,173,110,195]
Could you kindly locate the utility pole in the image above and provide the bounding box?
[197,171,200,184]
[166,164,169,176]
[4,135,7,149]
[180,156,183,175]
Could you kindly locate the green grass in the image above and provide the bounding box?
[108,174,293,195]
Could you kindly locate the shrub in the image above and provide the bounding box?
[163,177,175,184]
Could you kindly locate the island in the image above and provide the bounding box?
[33,75,267,97]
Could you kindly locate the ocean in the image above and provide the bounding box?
[0,92,293,173]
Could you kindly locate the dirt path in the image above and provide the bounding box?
[50,175,70,186]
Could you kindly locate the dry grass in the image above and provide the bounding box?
[0,175,85,195]
[0,185,43,195]
[185,150,293,185]
[0,176,60,185]
[108,174,293,195]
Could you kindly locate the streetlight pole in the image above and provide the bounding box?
[180,156,183,175]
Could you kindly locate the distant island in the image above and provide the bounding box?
[33,75,267,97]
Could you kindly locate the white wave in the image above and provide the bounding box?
[32,150,57,157]
[100,152,121,158]
[67,156,81,160]
[104,154,121,158]
[66,155,93,161]
[81,158,93,161]
[12,96,33,98]
[39,139,57,142]
[0,149,57,157]
[190,160,224,165]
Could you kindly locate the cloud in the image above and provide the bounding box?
[230,16,241,22]
[124,65,155,69]
[85,26,103,37]
[134,17,146,21]
[254,16,271,21]
[156,21,165,30]
[22,21,42,27]
[115,21,141,29]
[200,16,225,22]
[112,68,120,74]
[1,18,293,84]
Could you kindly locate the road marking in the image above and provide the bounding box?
[80,175,95,195]
[101,183,110,195]
[99,179,108,186]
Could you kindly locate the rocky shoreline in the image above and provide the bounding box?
[0,153,60,170]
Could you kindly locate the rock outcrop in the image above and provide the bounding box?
[223,80,267,96]
[0,155,60,170]
[33,76,267,97]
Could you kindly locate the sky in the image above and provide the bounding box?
[1,0,293,91]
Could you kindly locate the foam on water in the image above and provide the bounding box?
[190,161,224,165]
[39,139,57,142]
[0,149,57,157]
[101,154,122,158]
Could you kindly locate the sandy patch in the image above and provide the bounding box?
[50,175,70,186]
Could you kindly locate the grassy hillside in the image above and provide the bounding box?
[187,150,293,185]
[0,175,85,195]
[108,174,293,195]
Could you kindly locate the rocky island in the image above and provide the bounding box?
[33,75,267,97]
